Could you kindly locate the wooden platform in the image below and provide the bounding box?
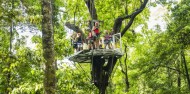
[68,49,123,63]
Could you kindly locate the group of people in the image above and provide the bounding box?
[71,21,113,52]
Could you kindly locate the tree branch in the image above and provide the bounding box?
[65,22,83,33]
[121,0,148,36]
[84,0,98,20]
[112,0,148,36]
[65,22,86,39]
[159,65,186,76]
[65,0,98,39]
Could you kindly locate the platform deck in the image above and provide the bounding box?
[69,49,123,63]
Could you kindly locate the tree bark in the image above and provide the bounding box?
[42,0,56,94]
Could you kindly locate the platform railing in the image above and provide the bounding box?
[82,33,123,53]
[112,33,122,53]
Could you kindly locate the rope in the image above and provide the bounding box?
[73,62,98,92]
[61,63,96,93]
[68,52,98,93]
[77,62,92,81]
[70,61,91,82]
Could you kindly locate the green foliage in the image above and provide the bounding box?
[1,0,190,93]
[116,0,190,93]
[57,63,98,93]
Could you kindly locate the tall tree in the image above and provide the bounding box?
[120,44,130,92]
[5,0,15,93]
[168,0,190,90]
[42,0,56,93]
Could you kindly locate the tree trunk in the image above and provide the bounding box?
[42,0,56,94]
[120,45,129,92]
[167,66,172,87]
[124,46,129,92]
[5,17,13,94]
[6,21,14,94]
[84,0,97,20]
[92,56,117,94]
[177,59,181,91]
[181,49,190,90]
[167,60,173,87]
[125,65,129,92]
[92,56,106,94]
[5,0,14,93]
